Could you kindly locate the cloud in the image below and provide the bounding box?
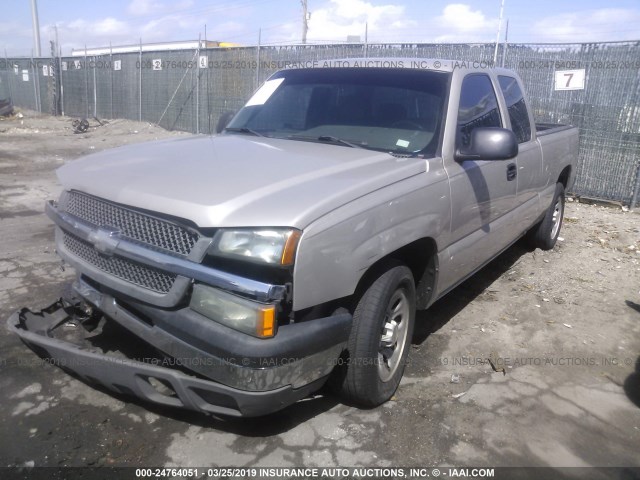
[125,0,252,39]
[212,21,246,37]
[305,0,415,43]
[432,4,499,43]
[1,1,502,54]
[42,0,245,53]
[127,0,162,16]
[531,8,640,42]
[93,18,130,36]
[44,17,133,53]
[127,0,194,17]
[0,21,37,56]
[268,2,500,44]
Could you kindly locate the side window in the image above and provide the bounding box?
[498,76,532,143]
[457,74,502,148]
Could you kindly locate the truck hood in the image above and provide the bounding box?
[57,134,426,228]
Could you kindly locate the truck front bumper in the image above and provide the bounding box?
[7,281,352,417]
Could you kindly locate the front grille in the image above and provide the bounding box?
[65,191,199,256]
[63,231,176,294]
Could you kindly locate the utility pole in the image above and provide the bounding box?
[30,0,42,57]
[301,0,308,44]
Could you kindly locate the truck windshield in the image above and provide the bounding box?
[227,68,449,157]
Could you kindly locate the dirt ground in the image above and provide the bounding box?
[1,111,639,470]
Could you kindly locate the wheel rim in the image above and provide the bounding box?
[378,289,410,382]
[550,196,564,240]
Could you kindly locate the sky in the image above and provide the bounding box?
[2,0,640,56]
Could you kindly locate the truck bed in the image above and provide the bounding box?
[535,123,576,137]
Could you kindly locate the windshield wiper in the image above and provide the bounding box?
[224,127,265,137]
[318,135,364,149]
[287,134,364,149]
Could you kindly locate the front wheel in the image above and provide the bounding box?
[335,265,416,407]
[528,183,565,251]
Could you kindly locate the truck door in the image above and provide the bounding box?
[439,73,518,291]
[497,75,543,232]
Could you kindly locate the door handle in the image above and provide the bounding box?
[507,163,517,181]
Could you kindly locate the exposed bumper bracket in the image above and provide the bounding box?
[7,303,336,417]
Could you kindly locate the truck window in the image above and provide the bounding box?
[457,74,502,148]
[498,76,532,143]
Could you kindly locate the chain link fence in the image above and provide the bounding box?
[1,41,639,206]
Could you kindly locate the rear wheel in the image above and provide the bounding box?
[528,183,565,251]
[336,265,416,407]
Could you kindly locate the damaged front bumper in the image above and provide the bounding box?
[7,281,352,417]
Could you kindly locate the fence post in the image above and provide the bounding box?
[59,46,64,116]
[256,29,261,89]
[364,23,368,58]
[92,56,97,118]
[630,161,640,211]
[139,38,142,122]
[501,20,509,67]
[37,59,42,112]
[49,40,56,115]
[196,34,200,134]
[4,50,12,102]
[110,42,113,119]
[84,45,89,118]
[30,52,40,112]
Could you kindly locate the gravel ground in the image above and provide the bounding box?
[1,111,639,470]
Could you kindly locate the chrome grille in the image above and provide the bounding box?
[62,231,176,294]
[65,191,199,256]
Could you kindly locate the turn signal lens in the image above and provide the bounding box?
[280,230,301,266]
[190,284,277,338]
[257,306,276,338]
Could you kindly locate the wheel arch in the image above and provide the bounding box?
[352,237,439,312]
[558,165,572,189]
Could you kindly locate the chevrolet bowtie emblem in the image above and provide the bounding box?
[87,227,121,256]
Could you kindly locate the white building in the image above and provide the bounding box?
[70,40,238,57]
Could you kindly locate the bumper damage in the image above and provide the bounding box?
[7,282,352,417]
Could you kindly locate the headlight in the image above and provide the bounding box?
[190,284,276,338]
[210,228,301,266]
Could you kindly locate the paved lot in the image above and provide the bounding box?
[1,112,639,469]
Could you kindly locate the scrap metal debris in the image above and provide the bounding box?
[0,98,14,117]
[72,118,90,134]
[488,351,506,375]
[71,117,109,133]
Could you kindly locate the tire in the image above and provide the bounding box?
[528,182,565,251]
[335,265,416,407]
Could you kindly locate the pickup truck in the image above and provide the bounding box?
[8,60,578,417]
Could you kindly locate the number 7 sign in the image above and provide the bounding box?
[554,69,586,91]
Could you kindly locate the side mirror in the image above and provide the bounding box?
[216,110,237,134]
[455,127,518,161]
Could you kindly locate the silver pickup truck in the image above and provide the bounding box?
[9,60,578,417]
